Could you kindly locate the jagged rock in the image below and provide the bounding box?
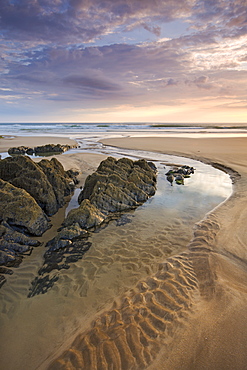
[48,157,156,252]
[68,157,157,231]
[0,249,17,266]
[28,157,157,295]
[64,199,106,229]
[38,157,74,208]
[7,143,77,156]
[34,143,76,155]
[166,165,195,186]
[0,155,75,216]
[46,224,88,252]
[26,148,34,155]
[0,223,40,246]
[0,179,50,235]
[0,222,41,287]
[0,155,57,215]
[66,168,80,185]
[8,146,30,155]
[78,157,157,212]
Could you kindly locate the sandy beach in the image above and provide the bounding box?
[1,134,247,369]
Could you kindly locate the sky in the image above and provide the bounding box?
[0,0,247,124]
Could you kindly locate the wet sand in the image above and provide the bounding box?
[93,136,247,369]
[1,135,247,369]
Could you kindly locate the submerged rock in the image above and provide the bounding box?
[0,222,41,287]
[166,165,195,186]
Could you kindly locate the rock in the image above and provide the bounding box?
[8,146,29,155]
[38,157,156,262]
[0,179,50,235]
[48,157,157,250]
[28,157,157,295]
[64,199,106,229]
[78,157,157,211]
[7,143,77,156]
[167,174,174,186]
[34,143,76,155]
[0,222,41,287]
[26,148,35,155]
[175,174,184,185]
[0,249,17,266]
[0,223,40,245]
[46,223,88,252]
[0,155,57,215]
[66,168,80,185]
[38,157,74,208]
[166,165,195,185]
[0,155,76,216]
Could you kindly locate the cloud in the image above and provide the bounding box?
[63,74,122,93]
[142,23,161,36]
[0,1,247,122]
[0,0,196,43]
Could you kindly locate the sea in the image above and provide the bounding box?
[1,122,247,139]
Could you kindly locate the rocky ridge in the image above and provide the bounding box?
[0,155,79,286]
[46,157,157,253]
[0,156,75,216]
[28,157,157,296]
[8,143,77,156]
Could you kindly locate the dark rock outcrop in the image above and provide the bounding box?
[8,143,77,156]
[0,179,50,235]
[8,146,29,155]
[0,222,41,287]
[72,157,157,227]
[0,155,75,216]
[34,144,76,155]
[0,155,80,289]
[78,157,157,212]
[166,165,195,186]
[38,157,74,209]
[27,157,157,296]
[64,199,106,229]
[46,157,157,254]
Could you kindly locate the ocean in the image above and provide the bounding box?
[1,122,247,140]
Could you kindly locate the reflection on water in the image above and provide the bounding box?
[0,152,232,370]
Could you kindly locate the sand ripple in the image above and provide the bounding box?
[48,251,199,369]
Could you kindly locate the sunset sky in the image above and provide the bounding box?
[0,0,246,123]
